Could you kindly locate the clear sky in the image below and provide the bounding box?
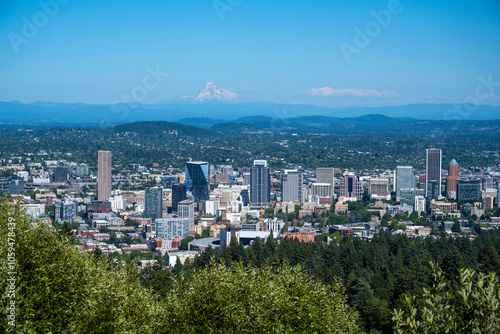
[0,0,499,107]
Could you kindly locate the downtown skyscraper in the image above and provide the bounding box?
[97,150,111,201]
[426,149,442,197]
[316,167,335,185]
[395,166,415,199]
[339,173,363,200]
[144,186,163,221]
[250,160,270,204]
[282,170,303,204]
[446,159,460,199]
[185,161,210,202]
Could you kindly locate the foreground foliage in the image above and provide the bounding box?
[0,199,164,333]
[393,262,500,333]
[0,198,360,333]
[164,261,360,333]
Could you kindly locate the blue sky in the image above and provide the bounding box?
[0,0,499,107]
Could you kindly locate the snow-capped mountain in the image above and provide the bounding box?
[171,82,252,104]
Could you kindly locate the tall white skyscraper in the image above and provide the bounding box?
[282,170,303,203]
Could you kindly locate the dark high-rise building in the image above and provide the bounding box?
[446,159,460,198]
[53,167,68,182]
[185,161,210,202]
[239,189,250,206]
[457,179,481,202]
[250,160,270,204]
[172,183,187,212]
[144,187,163,221]
[427,180,440,200]
[497,183,500,207]
[8,180,25,194]
[98,150,112,201]
[396,166,415,198]
[426,149,442,197]
[339,173,363,200]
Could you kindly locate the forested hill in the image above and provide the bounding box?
[0,119,498,171]
[112,121,215,138]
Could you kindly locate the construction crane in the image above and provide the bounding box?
[249,200,273,231]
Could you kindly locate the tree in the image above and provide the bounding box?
[452,221,461,233]
[163,261,360,333]
[60,221,73,237]
[201,226,210,238]
[481,247,500,274]
[125,219,139,228]
[0,197,164,333]
[393,262,500,334]
[179,236,194,250]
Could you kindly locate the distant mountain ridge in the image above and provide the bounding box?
[0,83,499,125]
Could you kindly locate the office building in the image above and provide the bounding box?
[457,179,481,202]
[400,188,425,207]
[159,175,178,186]
[242,172,251,185]
[55,198,77,222]
[8,180,25,194]
[220,226,241,248]
[316,167,335,185]
[426,149,442,197]
[339,173,363,200]
[282,170,303,203]
[446,159,460,199]
[53,167,68,182]
[369,178,389,199]
[178,198,195,224]
[430,201,458,216]
[185,161,210,202]
[396,166,415,198]
[97,150,112,201]
[250,160,270,204]
[171,183,187,212]
[311,183,334,198]
[482,176,494,191]
[155,218,189,240]
[204,199,220,216]
[415,195,426,214]
[498,184,500,207]
[144,187,163,221]
[483,196,494,211]
[76,163,90,178]
[239,189,250,206]
[427,180,440,200]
